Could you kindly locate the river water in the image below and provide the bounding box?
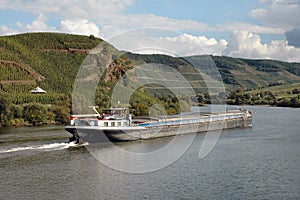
[0,106,299,199]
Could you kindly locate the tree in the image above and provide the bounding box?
[89,34,96,40]
[0,94,12,126]
[292,88,299,94]
[135,102,148,116]
[23,103,48,125]
[53,106,70,124]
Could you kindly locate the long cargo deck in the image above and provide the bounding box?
[65,108,253,143]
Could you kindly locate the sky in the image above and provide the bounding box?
[0,0,300,62]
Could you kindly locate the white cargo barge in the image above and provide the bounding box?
[65,107,253,143]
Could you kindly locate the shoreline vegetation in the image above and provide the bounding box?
[226,85,300,108]
[0,94,71,127]
[1,91,299,127]
[1,32,300,127]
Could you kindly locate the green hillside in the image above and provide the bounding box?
[0,33,103,94]
[1,32,300,126]
[212,56,300,89]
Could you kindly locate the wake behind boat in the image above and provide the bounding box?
[65,107,253,143]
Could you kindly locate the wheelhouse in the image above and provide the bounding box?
[69,108,131,127]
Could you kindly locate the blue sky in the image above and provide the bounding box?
[0,0,299,62]
[126,0,257,24]
[125,0,263,41]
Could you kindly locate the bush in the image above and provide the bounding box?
[292,88,299,94]
[53,106,70,124]
[23,103,48,125]
[0,94,12,126]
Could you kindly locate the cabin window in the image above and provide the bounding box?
[104,122,108,127]
[117,122,122,126]
[123,122,128,126]
[111,122,115,127]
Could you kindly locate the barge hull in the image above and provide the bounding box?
[65,117,252,143]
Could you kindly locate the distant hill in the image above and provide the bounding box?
[1,32,300,105]
[125,53,300,90]
[212,56,300,89]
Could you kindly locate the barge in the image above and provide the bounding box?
[65,107,253,143]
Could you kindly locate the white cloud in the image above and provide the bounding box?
[0,0,134,36]
[223,31,300,62]
[159,34,228,56]
[250,0,300,29]
[176,34,218,45]
[108,30,228,57]
[173,34,229,56]
[60,19,100,36]
[25,14,54,32]
[0,25,17,35]
[98,25,126,39]
[121,14,212,32]
[0,16,100,37]
[216,22,285,34]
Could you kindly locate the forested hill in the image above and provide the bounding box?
[1,32,300,97]
[0,32,300,126]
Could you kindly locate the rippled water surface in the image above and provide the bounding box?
[0,106,299,199]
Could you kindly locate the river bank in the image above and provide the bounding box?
[1,102,299,128]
